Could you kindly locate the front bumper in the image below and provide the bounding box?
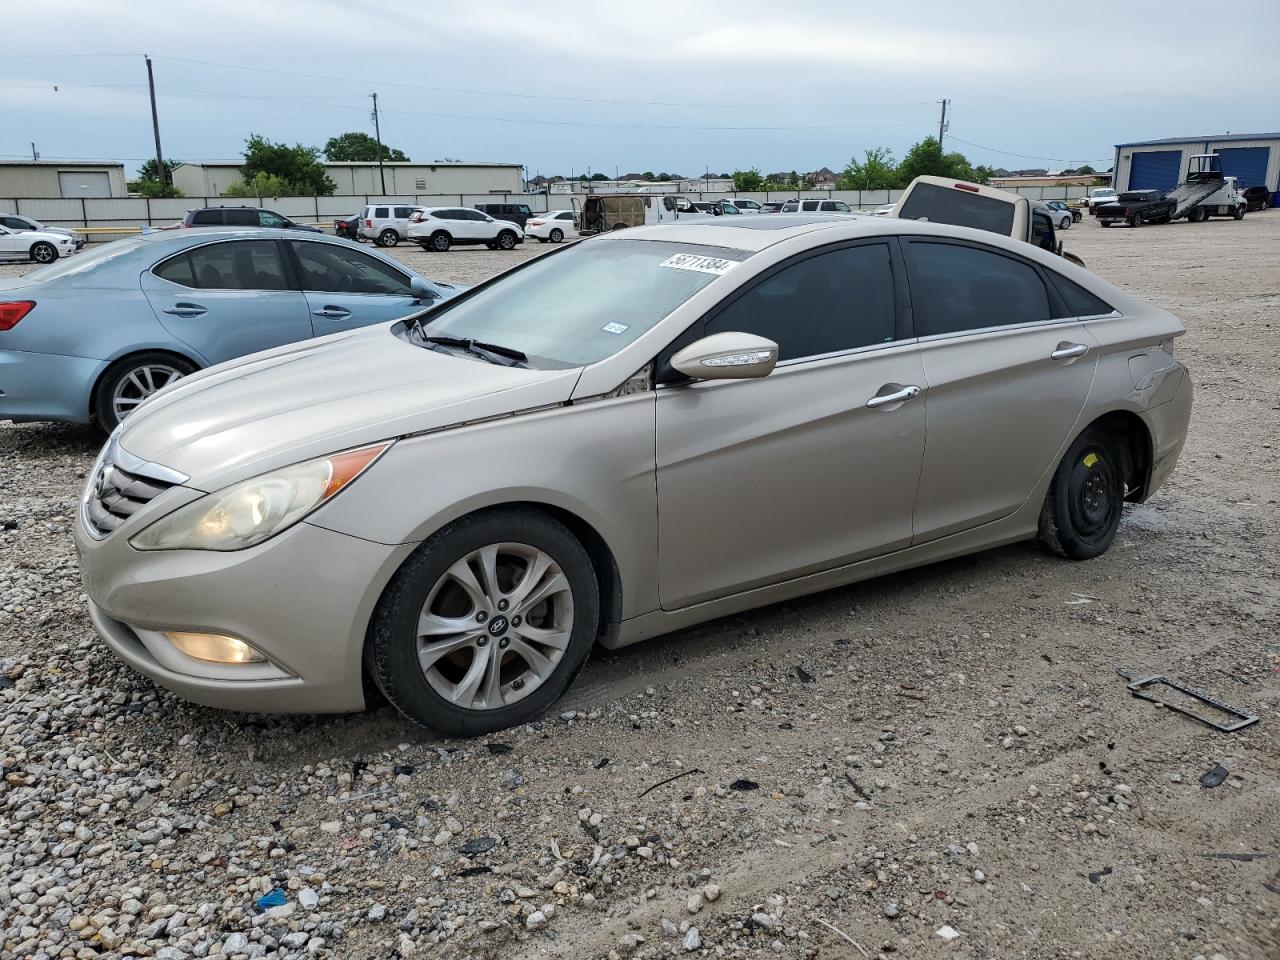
[75,511,414,714]
[0,348,103,423]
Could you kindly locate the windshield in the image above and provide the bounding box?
[898,182,1015,235]
[6,236,148,285]
[418,239,749,366]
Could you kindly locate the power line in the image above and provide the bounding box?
[946,134,1111,166]
[149,54,937,111]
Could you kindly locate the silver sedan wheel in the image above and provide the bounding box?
[416,542,573,711]
[112,363,184,421]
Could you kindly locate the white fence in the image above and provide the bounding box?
[2,185,1102,242]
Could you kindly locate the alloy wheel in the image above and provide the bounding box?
[416,543,573,711]
[112,364,184,421]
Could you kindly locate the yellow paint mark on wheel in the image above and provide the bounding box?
[1083,453,1099,469]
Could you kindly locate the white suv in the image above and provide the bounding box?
[407,207,524,252]
[358,204,424,247]
[720,198,762,213]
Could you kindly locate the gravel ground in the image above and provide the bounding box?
[2,218,1278,960]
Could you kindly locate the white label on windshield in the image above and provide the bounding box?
[659,253,738,275]
[601,322,629,335]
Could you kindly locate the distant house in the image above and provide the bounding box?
[809,166,837,185]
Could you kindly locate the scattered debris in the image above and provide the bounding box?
[392,763,414,776]
[1199,764,1229,789]
[1264,872,1280,896]
[1201,852,1270,862]
[486,742,513,755]
[813,917,869,958]
[638,768,703,798]
[936,924,961,941]
[1117,669,1258,732]
[1088,867,1113,884]
[794,665,815,683]
[458,865,492,876]
[594,757,611,769]
[729,778,760,791]
[254,888,287,911]
[458,836,498,856]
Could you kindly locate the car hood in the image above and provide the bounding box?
[116,326,583,490]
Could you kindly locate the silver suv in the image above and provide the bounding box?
[358,204,425,247]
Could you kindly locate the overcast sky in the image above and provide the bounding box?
[5,0,1279,179]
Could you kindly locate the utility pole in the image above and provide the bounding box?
[370,92,386,195]
[937,98,949,150]
[145,56,167,187]
[30,142,38,162]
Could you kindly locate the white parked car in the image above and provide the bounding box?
[720,198,763,213]
[0,223,79,263]
[0,213,85,250]
[524,210,576,243]
[1085,188,1118,212]
[358,204,425,247]
[779,198,855,214]
[407,207,524,252]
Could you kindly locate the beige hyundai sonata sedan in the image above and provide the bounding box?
[75,215,1192,735]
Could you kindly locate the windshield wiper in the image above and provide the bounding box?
[419,334,528,367]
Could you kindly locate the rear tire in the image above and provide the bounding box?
[550,228,564,243]
[369,508,599,736]
[93,352,197,433]
[30,241,58,264]
[1039,427,1127,560]
[1128,213,1141,227]
[378,229,399,247]
[430,231,451,252]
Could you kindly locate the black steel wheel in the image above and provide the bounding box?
[1039,427,1127,560]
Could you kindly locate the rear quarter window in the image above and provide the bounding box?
[190,210,222,226]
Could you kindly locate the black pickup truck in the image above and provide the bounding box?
[1096,190,1176,227]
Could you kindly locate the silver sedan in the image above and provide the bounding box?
[75,215,1192,735]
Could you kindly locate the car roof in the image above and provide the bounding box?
[617,213,1070,255]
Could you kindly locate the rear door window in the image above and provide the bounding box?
[374,206,389,218]
[801,200,819,211]
[394,206,412,218]
[905,241,1052,336]
[186,240,291,291]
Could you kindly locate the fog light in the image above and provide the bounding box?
[163,631,264,664]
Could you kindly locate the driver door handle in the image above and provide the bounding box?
[1051,342,1089,361]
[162,302,207,318]
[866,384,921,409]
[313,306,352,320]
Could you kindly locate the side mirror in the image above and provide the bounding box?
[671,332,778,381]
[410,276,437,303]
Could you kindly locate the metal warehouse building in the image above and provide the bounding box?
[0,160,128,199]
[172,160,524,198]
[1113,133,1280,196]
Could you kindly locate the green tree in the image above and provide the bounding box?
[590,172,609,181]
[837,147,899,190]
[223,172,294,198]
[732,168,764,191]
[893,136,990,185]
[323,131,409,162]
[137,158,180,183]
[240,134,335,196]
[129,158,183,197]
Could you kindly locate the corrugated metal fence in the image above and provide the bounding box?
[1,185,1102,242]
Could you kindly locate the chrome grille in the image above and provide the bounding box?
[82,438,187,539]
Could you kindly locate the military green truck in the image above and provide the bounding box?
[573,194,658,235]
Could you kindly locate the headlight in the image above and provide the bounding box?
[130,442,390,551]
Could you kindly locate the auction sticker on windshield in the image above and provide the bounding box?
[659,253,739,275]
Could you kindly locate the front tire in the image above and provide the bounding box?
[30,242,58,264]
[378,229,399,247]
[1060,216,1071,230]
[1233,205,1245,220]
[496,230,517,250]
[369,509,599,736]
[1039,427,1127,560]
[93,352,196,433]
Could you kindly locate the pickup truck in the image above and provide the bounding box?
[1096,190,1176,227]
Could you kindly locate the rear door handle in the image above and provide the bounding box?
[866,384,921,409]
[313,306,352,320]
[162,303,207,318]
[1051,342,1089,361]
